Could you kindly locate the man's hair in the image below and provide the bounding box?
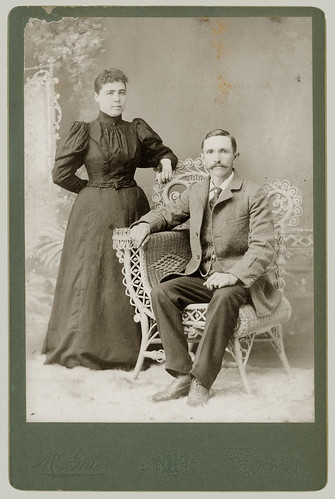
[94,68,129,93]
[201,129,237,154]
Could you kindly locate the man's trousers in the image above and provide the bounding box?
[150,275,250,390]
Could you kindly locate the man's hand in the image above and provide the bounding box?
[156,158,173,184]
[130,223,150,248]
[203,272,239,290]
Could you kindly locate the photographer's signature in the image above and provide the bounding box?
[32,448,108,476]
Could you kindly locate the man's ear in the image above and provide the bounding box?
[201,153,210,173]
[233,152,240,161]
[200,153,207,169]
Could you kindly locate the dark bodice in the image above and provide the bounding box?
[52,111,178,193]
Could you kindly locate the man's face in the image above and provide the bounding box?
[201,135,237,181]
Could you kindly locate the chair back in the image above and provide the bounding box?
[153,158,207,210]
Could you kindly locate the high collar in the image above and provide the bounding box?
[194,169,243,209]
[98,110,123,126]
[209,171,234,193]
[206,169,242,192]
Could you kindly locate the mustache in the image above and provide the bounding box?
[209,162,226,168]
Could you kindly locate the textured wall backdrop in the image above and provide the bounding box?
[25,16,313,223]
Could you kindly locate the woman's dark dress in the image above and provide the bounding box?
[42,111,177,369]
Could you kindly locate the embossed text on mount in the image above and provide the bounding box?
[224,447,310,477]
[32,448,108,476]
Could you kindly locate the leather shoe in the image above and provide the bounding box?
[187,378,210,407]
[148,375,191,402]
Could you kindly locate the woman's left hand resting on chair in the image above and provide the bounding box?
[156,158,173,184]
[130,223,150,248]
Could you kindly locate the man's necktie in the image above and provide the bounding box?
[209,186,222,209]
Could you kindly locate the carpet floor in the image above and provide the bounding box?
[26,353,314,423]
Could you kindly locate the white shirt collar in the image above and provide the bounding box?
[209,171,234,199]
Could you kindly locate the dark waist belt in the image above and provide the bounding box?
[86,179,137,189]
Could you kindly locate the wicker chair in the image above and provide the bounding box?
[113,158,303,393]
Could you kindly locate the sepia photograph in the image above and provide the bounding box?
[6,1,329,492]
[23,12,315,424]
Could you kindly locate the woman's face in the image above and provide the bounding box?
[94,81,127,117]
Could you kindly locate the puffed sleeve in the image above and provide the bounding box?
[134,118,178,170]
[52,121,89,193]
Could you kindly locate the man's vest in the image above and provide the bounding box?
[199,202,222,276]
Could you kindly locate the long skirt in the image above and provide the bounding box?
[42,184,149,370]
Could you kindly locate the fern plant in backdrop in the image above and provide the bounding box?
[25,190,76,354]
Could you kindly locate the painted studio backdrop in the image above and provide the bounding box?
[24,16,314,413]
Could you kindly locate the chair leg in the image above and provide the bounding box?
[272,325,292,377]
[132,313,150,379]
[187,341,197,362]
[233,336,252,395]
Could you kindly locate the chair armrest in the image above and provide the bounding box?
[113,228,191,319]
[140,229,192,291]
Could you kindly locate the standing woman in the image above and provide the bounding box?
[42,68,178,370]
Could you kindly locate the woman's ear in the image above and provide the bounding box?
[94,92,99,103]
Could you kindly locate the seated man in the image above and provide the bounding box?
[130,129,282,407]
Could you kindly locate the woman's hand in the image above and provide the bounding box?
[157,158,173,184]
[203,272,238,290]
[130,223,150,248]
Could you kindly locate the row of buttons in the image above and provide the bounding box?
[195,232,217,261]
[196,253,216,260]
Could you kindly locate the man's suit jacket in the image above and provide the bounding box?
[138,170,282,317]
